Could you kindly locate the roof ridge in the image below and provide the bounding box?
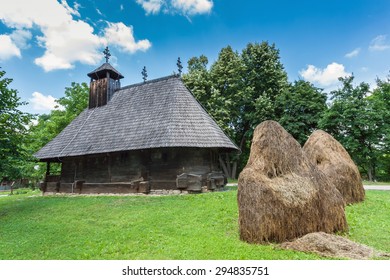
[119,74,180,90]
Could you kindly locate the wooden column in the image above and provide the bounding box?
[46,162,51,176]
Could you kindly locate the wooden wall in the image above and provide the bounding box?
[59,148,219,190]
[89,78,121,109]
[89,78,108,108]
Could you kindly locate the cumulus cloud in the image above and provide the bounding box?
[345,48,360,58]
[135,0,213,15]
[369,35,390,51]
[136,0,163,15]
[34,18,102,71]
[0,0,151,71]
[104,22,151,53]
[300,62,350,87]
[30,92,64,111]
[0,29,31,60]
[0,35,21,60]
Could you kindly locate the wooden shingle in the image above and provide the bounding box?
[34,75,238,160]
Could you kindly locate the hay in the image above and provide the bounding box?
[281,232,389,259]
[303,130,365,204]
[238,121,347,244]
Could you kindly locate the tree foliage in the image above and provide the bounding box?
[277,80,327,145]
[0,68,32,180]
[320,75,389,181]
[22,82,89,181]
[183,42,289,176]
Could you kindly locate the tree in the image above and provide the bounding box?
[319,75,384,181]
[236,42,289,168]
[209,46,243,138]
[0,68,31,180]
[369,76,390,180]
[277,80,327,145]
[182,55,212,111]
[183,42,289,177]
[22,82,89,181]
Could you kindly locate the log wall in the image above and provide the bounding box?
[57,148,220,193]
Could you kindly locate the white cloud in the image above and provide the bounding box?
[300,62,350,87]
[74,2,82,11]
[96,8,104,16]
[34,19,102,71]
[0,0,151,71]
[171,0,213,15]
[369,35,390,51]
[0,29,31,60]
[10,29,32,50]
[30,92,64,111]
[136,0,163,15]
[104,22,151,53]
[60,0,80,17]
[345,48,360,58]
[0,35,21,60]
[135,0,213,15]
[120,4,124,11]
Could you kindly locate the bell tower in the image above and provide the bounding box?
[87,47,124,109]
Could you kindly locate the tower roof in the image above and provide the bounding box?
[34,75,239,160]
[87,62,124,80]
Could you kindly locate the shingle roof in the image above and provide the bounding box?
[87,62,124,80]
[34,75,239,160]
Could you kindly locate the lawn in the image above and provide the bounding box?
[0,189,389,260]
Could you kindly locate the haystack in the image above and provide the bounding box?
[238,121,347,243]
[303,130,365,204]
[281,232,389,259]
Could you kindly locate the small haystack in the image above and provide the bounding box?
[281,232,389,259]
[238,121,347,243]
[303,130,365,204]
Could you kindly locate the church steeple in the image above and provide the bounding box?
[87,47,124,109]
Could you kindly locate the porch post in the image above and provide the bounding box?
[46,162,51,176]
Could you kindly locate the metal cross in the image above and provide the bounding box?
[103,46,111,63]
[177,57,183,75]
[142,66,148,82]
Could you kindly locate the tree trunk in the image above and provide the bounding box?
[367,165,373,182]
[226,154,232,177]
[219,156,230,178]
[232,161,237,179]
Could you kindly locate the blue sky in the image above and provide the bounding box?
[1,0,390,114]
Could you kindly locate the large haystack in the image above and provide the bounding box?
[281,232,389,259]
[303,130,365,204]
[238,121,347,243]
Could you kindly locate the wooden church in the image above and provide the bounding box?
[34,49,239,194]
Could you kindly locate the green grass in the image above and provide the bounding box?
[0,189,389,260]
[345,191,390,252]
[227,178,238,184]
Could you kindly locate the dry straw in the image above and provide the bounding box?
[303,130,365,204]
[238,121,347,243]
[281,232,389,259]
